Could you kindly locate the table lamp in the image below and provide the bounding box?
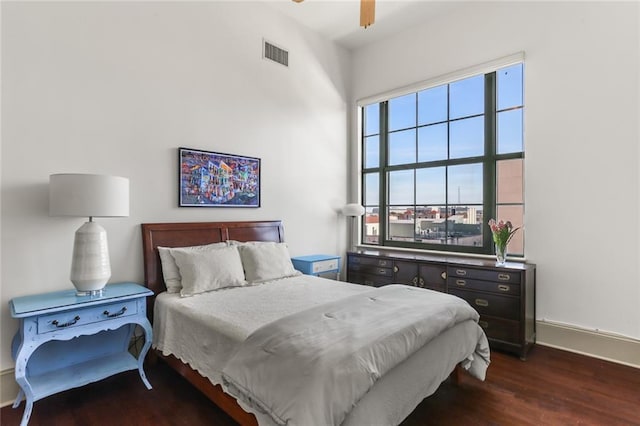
[49,174,130,295]
[342,203,365,252]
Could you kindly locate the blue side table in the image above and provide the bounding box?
[9,282,153,426]
[291,254,341,278]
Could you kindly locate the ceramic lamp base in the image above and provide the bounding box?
[70,221,111,294]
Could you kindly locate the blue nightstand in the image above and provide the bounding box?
[9,282,153,426]
[291,254,341,278]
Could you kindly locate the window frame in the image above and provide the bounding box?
[357,54,525,256]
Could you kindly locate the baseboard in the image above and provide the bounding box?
[2,321,637,407]
[1,368,18,408]
[537,320,640,368]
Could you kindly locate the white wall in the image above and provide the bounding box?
[351,2,640,340]
[0,2,350,370]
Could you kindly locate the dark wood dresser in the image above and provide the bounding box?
[347,250,536,360]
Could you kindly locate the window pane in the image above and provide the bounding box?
[497,109,523,154]
[389,93,416,131]
[448,163,483,204]
[388,170,414,205]
[496,204,524,255]
[364,103,379,136]
[416,167,445,204]
[418,123,447,162]
[418,85,447,125]
[364,135,379,168]
[450,116,484,159]
[497,63,523,110]
[416,206,446,244]
[450,75,484,119]
[388,129,416,165]
[497,158,523,204]
[388,206,415,241]
[364,173,379,206]
[445,205,483,247]
[364,207,380,245]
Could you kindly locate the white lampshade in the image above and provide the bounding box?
[49,174,129,295]
[342,203,365,217]
[49,174,129,218]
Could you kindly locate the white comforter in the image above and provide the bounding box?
[221,284,490,426]
[153,275,372,384]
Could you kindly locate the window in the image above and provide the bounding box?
[360,61,524,256]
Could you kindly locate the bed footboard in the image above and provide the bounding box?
[155,349,258,426]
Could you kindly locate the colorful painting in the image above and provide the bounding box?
[179,147,260,207]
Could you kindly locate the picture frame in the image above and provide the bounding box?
[179,147,261,208]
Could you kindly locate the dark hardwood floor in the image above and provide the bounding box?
[2,345,639,425]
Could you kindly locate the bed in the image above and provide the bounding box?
[141,220,490,426]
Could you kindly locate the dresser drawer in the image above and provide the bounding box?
[348,263,393,277]
[38,300,138,334]
[348,272,394,287]
[447,266,521,284]
[447,277,520,296]
[311,259,339,274]
[349,256,392,268]
[424,281,446,293]
[449,288,520,320]
[478,315,520,344]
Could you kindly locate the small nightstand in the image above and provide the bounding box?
[9,282,153,426]
[291,254,341,278]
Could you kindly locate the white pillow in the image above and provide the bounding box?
[238,242,300,283]
[171,245,247,297]
[158,242,227,293]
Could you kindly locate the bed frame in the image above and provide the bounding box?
[141,220,285,426]
[141,220,465,425]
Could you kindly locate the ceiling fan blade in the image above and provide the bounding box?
[292,0,375,29]
[360,0,375,28]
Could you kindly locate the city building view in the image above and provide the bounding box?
[364,206,483,247]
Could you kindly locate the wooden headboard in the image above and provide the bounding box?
[140,221,285,314]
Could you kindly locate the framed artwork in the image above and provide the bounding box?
[179,147,261,207]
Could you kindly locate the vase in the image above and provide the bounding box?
[495,243,507,265]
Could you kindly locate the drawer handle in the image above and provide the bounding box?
[103,306,127,318]
[419,277,425,287]
[393,265,399,273]
[479,320,489,329]
[456,279,466,286]
[475,299,489,307]
[52,316,80,328]
[498,284,511,292]
[412,277,418,285]
[498,273,511,281]
[379,261,388,266]
[440,272,447,280]
[378,269,387,274]
[456,269,467,276]
[364,280,374,286]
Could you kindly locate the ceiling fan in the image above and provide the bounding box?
[292,0,376,28]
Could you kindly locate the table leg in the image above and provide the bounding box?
[136,320,153,390]
[19,398,33,426]
[12,388,24,408]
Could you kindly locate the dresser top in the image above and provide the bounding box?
[10,282,152,317]
[350,249,535,271]
[292,254,340,262]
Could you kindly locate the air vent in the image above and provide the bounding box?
[263,40,289,67]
